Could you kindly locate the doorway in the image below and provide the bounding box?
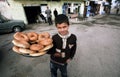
[24,6,41,24]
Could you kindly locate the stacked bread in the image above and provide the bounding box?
[12,32,53,56]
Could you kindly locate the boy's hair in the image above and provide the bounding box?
[55,14,69,26]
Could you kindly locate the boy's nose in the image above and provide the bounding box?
[61,28,64,31]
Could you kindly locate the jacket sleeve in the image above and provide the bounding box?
[47,45,56,54]
[47,36,56,55]
[70,36,77,59]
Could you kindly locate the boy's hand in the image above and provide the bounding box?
[54,52,61,57]
[66,59,71,63]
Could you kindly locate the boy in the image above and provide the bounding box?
[47,14,77,77]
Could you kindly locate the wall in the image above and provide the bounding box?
[7,0,84,24]
[8,0,28,24]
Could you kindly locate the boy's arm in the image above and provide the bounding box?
[47,36,56,55]
[70,42,77,59]
[47,46,55,54]
[70,36,77,59]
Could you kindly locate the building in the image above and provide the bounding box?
[1,0,116,24]
[0,0,84,24]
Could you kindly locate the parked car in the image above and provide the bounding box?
[0,14,26,33]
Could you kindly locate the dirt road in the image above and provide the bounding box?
[0,15,120,77]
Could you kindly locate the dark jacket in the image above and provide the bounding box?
[47,33,77,64]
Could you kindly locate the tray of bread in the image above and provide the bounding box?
[12,32,53,57]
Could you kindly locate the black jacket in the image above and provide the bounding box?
[47,33,77,64]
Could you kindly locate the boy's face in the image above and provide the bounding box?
[56,23,69,36]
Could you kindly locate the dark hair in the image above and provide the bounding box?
[55,14,69,26]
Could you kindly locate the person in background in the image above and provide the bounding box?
[47,14,77,77]
[115,1,120,14]
[40,13,47,23]
[53,8,58,18]
[104,0,110,14]
[86,5,91,17]
[45,6,53,25]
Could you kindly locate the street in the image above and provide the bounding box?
[0,15,120,77]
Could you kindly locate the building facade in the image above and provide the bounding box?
[1,0,116,24]
[0,0,84,24]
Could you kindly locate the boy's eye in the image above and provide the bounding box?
[58,26,67,29]
[63,26,67,28]
[58,27,65,29]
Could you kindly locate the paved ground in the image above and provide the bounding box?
[0,15,120,77]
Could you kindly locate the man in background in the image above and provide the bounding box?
[45,6,53,25]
